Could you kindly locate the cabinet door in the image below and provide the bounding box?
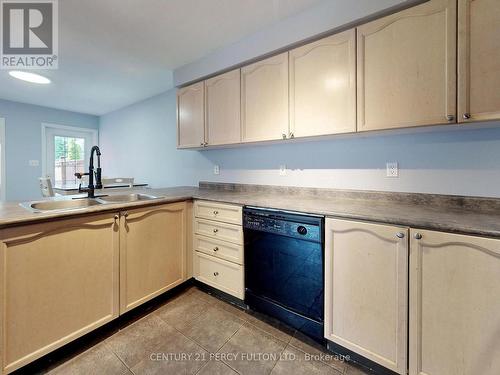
[458,0,500,123]
[177,82,205,148]
[289,30,356,137]
[357,0,456,131]
[0,214,119,374]
[325,219,408,375]
[120,202,187,313]
[409,229,500,375]
[241,52,289,142]
[205,69,241,145]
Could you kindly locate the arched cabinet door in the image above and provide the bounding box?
[177,81,205,148]
[357,0,457,131]
[409,229,500,375]
[458,0,500,123]
[325,218,408,375]
[241,52,289,143]
[289,29,356,138]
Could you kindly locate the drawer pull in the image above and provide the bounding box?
[213,272,219,276]
[213,247,219,252]
[213,228,219,233]
[213,210,219,215]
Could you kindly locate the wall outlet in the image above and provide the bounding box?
[29,160,40,167]
[279,165,287,176]
[213,165,220,175]
[386,162,399,177]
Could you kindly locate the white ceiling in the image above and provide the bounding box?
[0,0,323,115]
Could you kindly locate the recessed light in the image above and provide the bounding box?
[8,71,51,84]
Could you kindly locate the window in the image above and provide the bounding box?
[42,124,98,187]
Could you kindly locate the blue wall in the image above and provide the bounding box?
[99,89,213,188]
[99,89,500,198]
[0,99,99,201]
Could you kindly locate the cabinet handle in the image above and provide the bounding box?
[213,272,219,276]
[396,232,405,239]
[200,142,204,147]
[446,115,455,122]
[213,247,219,252]
[289,132,295,139]
[204,142,208,147]
[123,212,129,218]
[213,210,219,215]
[414,233,423,240]
[282,133,287,140]
[463,113,471,120]
[114,214,119,221]
[213,228,218,233]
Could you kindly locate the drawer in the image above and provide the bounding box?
[194,200,242,225]
[194,218,243,245]
[194,234,243,265]
[194,252,244,299]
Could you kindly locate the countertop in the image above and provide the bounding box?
[1,184,500,238]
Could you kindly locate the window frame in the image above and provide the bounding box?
[41,123,99,186]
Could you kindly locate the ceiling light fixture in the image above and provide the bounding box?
[8,71,51,84]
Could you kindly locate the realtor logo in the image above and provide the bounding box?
[1,0,58,69]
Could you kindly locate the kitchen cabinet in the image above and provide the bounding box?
[119,202,188,313]
[205,69,241,145]
[458,0,500,123]
[0,213,120,374]
[325,218,408,375]
[289,30,356,137]
[241,52,289,142]
[357,0,457,131]
[177,81,205,148]
[409,229,500,375]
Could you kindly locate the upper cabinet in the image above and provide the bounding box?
[241,52,289,142]
[458,0,500,123]
[357,0,457,131]
[289,30,356,137]
[205,69,241,146]
[177,81,205,148]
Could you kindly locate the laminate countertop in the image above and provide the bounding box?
[1,183,500,238]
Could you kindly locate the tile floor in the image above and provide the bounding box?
[20,286,372,375]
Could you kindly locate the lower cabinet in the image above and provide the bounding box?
[324,218,408,375]
[119,202,188,313]
[0,214,120,374]
[194,251,244,299]
[409,229,500,375]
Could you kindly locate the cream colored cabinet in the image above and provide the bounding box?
[241,52,289,142]
[325,218,408,375]
[119,202,188,313]
[357,0,457,131]
[0,214,120,374]
[409,229,500,375]
[289,30,356,137]
[458,0,500,123]
[177,81,205,148]
[205,69,241,145]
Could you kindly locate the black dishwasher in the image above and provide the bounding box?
[243,207,324,341]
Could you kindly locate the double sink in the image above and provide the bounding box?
[22,194,162,213]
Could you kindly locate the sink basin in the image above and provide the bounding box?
[97,193,160,204]
[24,199,103,213]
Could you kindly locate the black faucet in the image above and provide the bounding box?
[75,145,103,198]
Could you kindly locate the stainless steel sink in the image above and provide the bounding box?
[22,199,103,213]
[97,193,160,204]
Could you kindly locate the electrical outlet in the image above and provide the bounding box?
[213,165,220,175]
[386,162,399,177]
[279,165,287,176]
[29,160,40,167]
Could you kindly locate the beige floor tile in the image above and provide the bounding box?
[289,332,347,373]
[47,342,130,375]
[179,305,245,352]
[219,323,287,375]
[344,362,373,375]
[270,345,342,375]
[196,360,238,375]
